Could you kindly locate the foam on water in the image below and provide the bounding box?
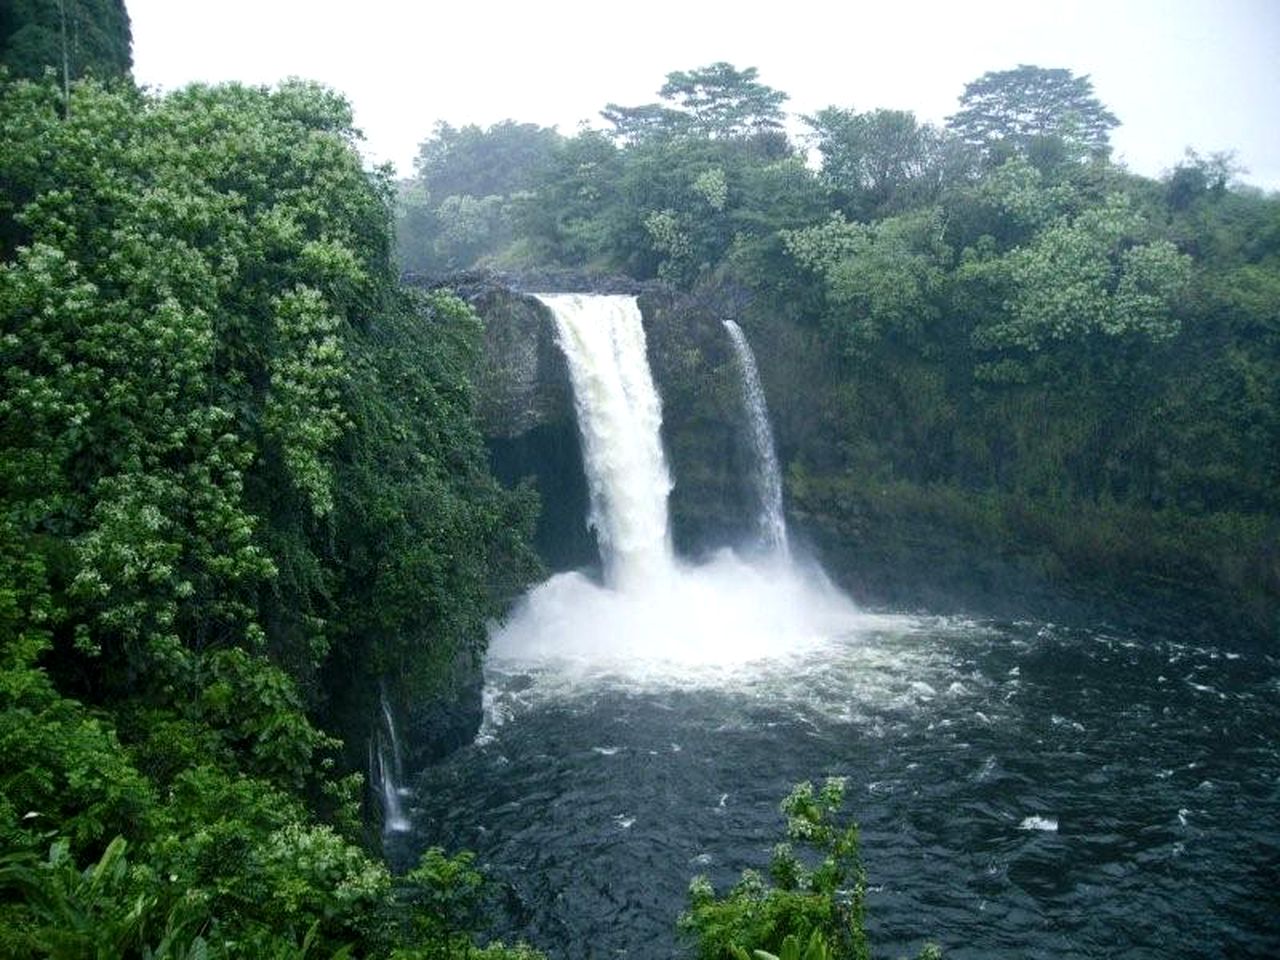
[1019,814,1060,832]
[423,589,1280,960]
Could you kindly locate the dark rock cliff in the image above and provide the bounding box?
[639,283,761,556]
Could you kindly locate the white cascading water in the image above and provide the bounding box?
[723,319,790,559]
[375,688,410,832]
[537,294,673,592]
[488,293,869,676]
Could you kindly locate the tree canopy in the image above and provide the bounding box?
[603,61,788,143]
[946,64,1119,159]
[806,107,958,217]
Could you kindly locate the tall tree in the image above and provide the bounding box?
[0,0,132,81]
[599,101,691,144]
[659,62,788,139]
[401,120,562,275]
[602,62,788,143]
[413,119,560,201]
[946,64,1118,159]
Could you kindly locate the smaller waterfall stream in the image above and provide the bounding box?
[375,688,410,833]
[723,320,789,559]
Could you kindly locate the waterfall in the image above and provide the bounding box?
[537,293,673,591]
[488,293,859,670]
[374,688,410,833]
[723,320,789,559]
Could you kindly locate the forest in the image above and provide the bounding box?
[1,1,1277,958]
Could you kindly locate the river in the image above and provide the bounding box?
[398,611,1279,958]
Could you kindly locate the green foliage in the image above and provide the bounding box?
[1,69,540,959]
[784,209,950,356]
[599,101,691,145]
[681,780,869,960]
[386,848,544,960]
[0,76,390,705]
[398,120,560,275]
[657,62,789,140]
[601,62,789,145]
[398,62,811,287]
[414,120,559,202]
[946,65,1118,159]
[806,107,959,218]
[0,837,166,959]
[0,0,132,83]
[730,929,835,960]
[973,193,1191,355]
[0,637,153,857]
[0,828,391,959]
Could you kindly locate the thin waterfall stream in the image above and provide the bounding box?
[723,319,789,559]
[375,686,410,833]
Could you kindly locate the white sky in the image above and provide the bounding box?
[129,0,1280,191]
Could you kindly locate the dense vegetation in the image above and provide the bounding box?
[398,62,1279,639]
[0,70,541,956]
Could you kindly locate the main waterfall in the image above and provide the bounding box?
[488,293,861,671]
[537,294,673,591]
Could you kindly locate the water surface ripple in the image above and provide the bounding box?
[402,617,1280,959]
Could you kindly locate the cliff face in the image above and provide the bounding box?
[461,282,596,571]
[469,285,575,441]
[639,284,760,556]
[426,269,1274,722]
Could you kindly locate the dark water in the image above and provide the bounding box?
[400,616,1280,958]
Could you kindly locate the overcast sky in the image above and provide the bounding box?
[128,0,1279,190]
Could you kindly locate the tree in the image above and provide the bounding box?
[784,208,950,356]
[602,62,788,144]
[660,62,788,139]
[0,0,132,82]
[514,129,624,266]
[805,107,960,217]
[680,780,870,960]
[946,65,1118,160]
[965,192,1191,375]
[400,120,563,276]
[413,120,560,201]
[1,72,542,957]
[1164,148,1237,211]
[599,101,691,144]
